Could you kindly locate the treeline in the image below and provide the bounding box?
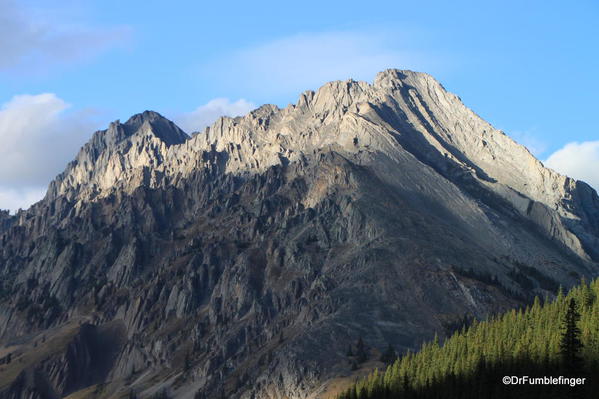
[338,279,599,399]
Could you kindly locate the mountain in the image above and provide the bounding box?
[0,69,598,399]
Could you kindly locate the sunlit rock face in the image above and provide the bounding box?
[1,70,598,399]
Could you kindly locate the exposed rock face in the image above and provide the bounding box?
[47,110,189,203]
[0,70,598,398]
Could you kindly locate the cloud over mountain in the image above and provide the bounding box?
[0,93,98,211]
[545,141,599,191]
[175,98,255,133]
[200,30,436,98]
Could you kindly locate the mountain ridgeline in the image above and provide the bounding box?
[0,70,598,398]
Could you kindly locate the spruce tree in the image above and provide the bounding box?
[356,337,368,363]
[184,351,191,371]
[581,278,594,308]
[559,298,584,375]
[338,279,599,399]
[380,343,397,365]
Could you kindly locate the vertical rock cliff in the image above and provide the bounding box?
[0,70,598,398]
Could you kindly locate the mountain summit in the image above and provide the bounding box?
[46,110,189,202]
[0,70,598,398]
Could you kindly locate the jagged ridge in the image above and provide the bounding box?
[45,70,599,262]
[0,70,598,399]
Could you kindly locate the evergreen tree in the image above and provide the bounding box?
[151,389,169,399]
[560,298,584,375]
[581,278,595,308]
[380,343,397,365]
[356,337,368,363]
[337,278,599,399]
[347,344,354,357]
[184,351,191,372]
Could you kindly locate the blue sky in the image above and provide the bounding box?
[1,0,598,211]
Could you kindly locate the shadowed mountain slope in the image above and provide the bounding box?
[0,70,598,398]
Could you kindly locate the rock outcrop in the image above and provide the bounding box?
[0,70,598,398]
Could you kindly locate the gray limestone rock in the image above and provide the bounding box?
[0,70,598,398]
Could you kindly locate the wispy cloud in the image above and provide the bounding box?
[544,141,599,191]
[200,30,438,99]
[0,0,131,72]
[175,98,255,133]
[0,93,99,212]
[510,128,548,157]
[0,186,47,214]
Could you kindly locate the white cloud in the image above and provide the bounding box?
[175,98,255,133]
[0,186,47,214]
[0,0,130,71]
[544,141,599,191]
[0,93,98,212]
[510,128,547,157]
[200,30,436,98]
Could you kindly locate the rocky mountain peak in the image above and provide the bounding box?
[44,70,598,262]
[1,69,599,399]
[122,110,189,146]
[45,110,189,201]
[374,68,434,84]
[41,69,462,205]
